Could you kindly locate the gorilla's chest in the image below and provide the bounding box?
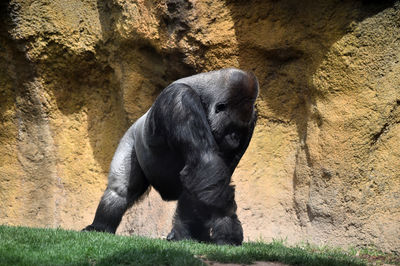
[135,129,184,200]
[143,145,183,178]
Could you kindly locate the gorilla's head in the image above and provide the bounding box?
[208,69,258,151]
[175,68,258,152]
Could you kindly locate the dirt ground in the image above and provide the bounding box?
[205,261,288,266]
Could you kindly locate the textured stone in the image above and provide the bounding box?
[0,0,399,252]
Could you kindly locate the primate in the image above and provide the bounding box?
[83,68,258,245]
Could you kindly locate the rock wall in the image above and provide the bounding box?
[0,0,399,252]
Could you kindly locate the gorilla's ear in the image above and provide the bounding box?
[243,71,259,98]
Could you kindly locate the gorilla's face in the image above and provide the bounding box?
[208,70,258,152]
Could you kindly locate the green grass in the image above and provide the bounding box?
[0,225,391,266]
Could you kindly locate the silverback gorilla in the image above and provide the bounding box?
[83,68,258,245]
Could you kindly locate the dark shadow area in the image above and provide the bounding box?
[0,0,14,122]
[0,1,10,21]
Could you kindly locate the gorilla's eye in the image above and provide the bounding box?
[215,103,227,113]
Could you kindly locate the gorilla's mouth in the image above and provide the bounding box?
[216,125,246,152]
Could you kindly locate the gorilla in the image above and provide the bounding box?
[83,68,258,245]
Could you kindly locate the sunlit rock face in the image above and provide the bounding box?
[0,0,399,252]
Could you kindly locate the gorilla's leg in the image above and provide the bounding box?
[83,127,149,233]
[167,192,211,242]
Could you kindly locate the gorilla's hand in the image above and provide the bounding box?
[223,132,241,150]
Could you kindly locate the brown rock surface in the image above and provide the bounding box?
[0,0,399,252]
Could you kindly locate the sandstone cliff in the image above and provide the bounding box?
[0,0,399,252]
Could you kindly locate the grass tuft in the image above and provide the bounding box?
[0,225,396,265]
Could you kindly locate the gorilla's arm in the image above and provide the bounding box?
[148,83,234,210]
[228,110,257,170]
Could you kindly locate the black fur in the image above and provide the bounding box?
[83,68,258,245]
